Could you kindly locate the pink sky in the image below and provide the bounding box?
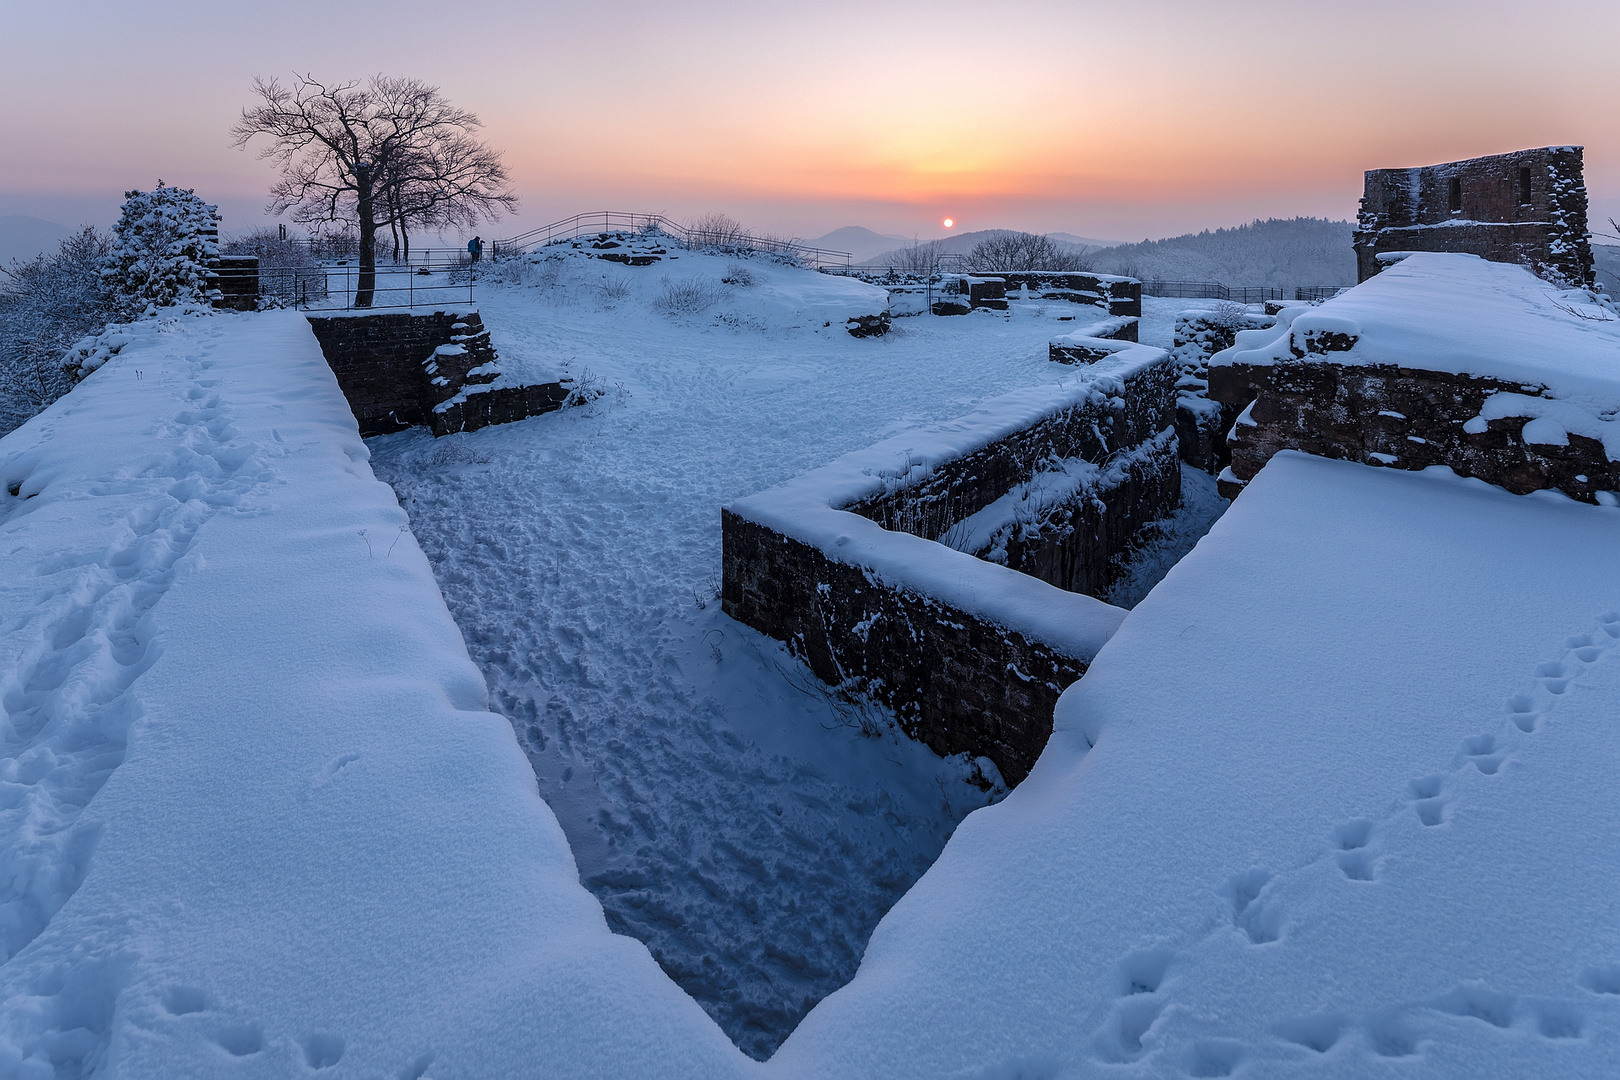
[3,0,1617,245]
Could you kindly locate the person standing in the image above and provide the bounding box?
[468,236,483,264]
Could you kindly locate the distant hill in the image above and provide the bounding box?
[0,215,72,266]
[864,229,1039,266]
[1049,231,1126,249]
[803,226,908,262]
[855,218,1358,286]
[1087,218,1356,288]
[865,228,1122,268]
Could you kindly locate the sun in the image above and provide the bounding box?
[942,218,955,229]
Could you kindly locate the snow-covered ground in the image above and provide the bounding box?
[0,311,750,1079]
[368,248,1195,1055]
[4,251,1619,1078]
[777,453,1620,1078]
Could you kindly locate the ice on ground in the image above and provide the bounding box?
[775,453,1620,1078]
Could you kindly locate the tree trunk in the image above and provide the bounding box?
[355,162,376,308]
[401,217,411,263]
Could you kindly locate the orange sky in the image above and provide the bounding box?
[3,0,1618,243]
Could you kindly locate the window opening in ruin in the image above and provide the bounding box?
[1449,177,1462,214]
[1519,167,1532,205]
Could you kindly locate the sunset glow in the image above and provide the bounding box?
[2,0,1617,240]
[943,219,954,229]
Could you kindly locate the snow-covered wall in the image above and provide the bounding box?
[723,345,1178,783]
[1172,308,1275,473]
[305,310,568,437]
[1353,146,1594,286]
[1210,253,1620,503]
[0,312,750,1078]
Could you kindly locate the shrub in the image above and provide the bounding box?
[722,262,756,287]
[653,275,724,314]
[306,229,359,261]
[686,212,749,248]
[0,227,116,434]
[102,182,220,316]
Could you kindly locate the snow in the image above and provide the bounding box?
[773,452,1620,1077]
[368,257,1175,1056]
[1215,253,1620,408]
[501,232,890,333]
[0,311,747,1078]
[726,348,1170,662]
[5,250,1613,1077]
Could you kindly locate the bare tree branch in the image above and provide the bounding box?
[233,74,517,305]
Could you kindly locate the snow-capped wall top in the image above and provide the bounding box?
[775,453,1620,1077]
[1214,253,1620,404]
[729,347,1169,660]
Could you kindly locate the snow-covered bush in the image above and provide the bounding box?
[0,226,115,434]
[722,262,756,287]
[686,212,749,247]
[653,275,724,314]
[101,182,220,316]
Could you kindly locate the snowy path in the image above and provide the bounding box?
[369,278,1118,1054]
[0,312,751,1079]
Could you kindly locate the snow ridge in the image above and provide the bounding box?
[0,316,275,1071]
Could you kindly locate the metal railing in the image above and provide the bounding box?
[1142,280,1352,303]
[256,263,477,312]
[490,211,853,268]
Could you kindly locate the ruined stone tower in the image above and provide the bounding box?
[1353,146,1593,287]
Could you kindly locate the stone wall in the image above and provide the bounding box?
[843,270,1140,319]
[305,310,568,438]
[722,514,1092,784]
[1048,318,1140,364]
[1353,146,1594,286]
[1171,309,1276,473]
[721,347,1178,784]
[1210,359,1620,504]
[848,355,1175,545]
[933,273,1141,317]
[210,257,259,312]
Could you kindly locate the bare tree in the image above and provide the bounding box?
[967,231,1091,272]
[886,239,951,272]
[232,74,517,306]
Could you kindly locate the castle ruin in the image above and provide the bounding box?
[1352,146,1594,286]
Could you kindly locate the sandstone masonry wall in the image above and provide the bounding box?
[1353,146,1594,286]
[722,514,1088,784]
[722,349,1178,784]
[1210,359,1620,503]
[305,310,568,437]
